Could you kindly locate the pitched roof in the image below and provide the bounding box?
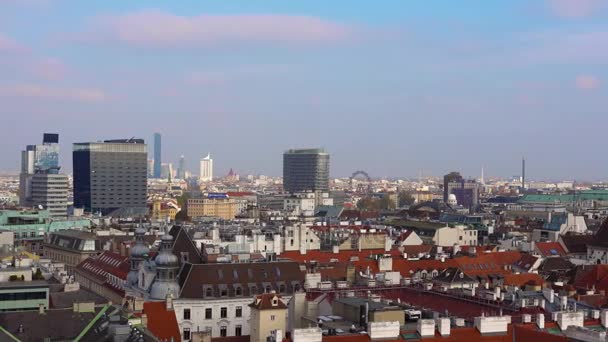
[593,217,608,247]
[0,307,103,341]
[560,233,593,254]
[143,301,181,342]
[503,273,544,288]
[74,251,130,295]
[169,225,205,264]
[248,293,288,310]
[573,264,608,292]
[433,267,477,284]
[535,242,567,257]
[539,257,574,273]
[513,254,540,271]
[178,261,305,299]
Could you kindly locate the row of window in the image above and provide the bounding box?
[204,283,296,298]
[183,306,243,320]
[183,325,242,340]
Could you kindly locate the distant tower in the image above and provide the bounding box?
[177,155,186,179]
[199,153,213,182]
[127,227,150,286]
[153,133,161,179]
[149,233,180,300]
[522,157,526,190]
[480,166,485,185]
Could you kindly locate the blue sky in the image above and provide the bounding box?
[1,0,607,180]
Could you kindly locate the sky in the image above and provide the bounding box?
[1,0,607,181]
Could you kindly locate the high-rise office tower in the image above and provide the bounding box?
[73,139,147,216]
[177,155,186,179]
[283,148,329,193]
[153,133,161,178]
[19,133,68,217]
[147,159,154,178]
[443,171,463,203]
[199,153,213,182]
[160,163,174,180]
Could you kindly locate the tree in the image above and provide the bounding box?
[398,191,416,207]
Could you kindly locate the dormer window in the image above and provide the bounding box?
[206,287,213,297]
[272,298,278,306]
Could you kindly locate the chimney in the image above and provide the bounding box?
[601,310,608,328]
[416,319,435,338]
[166,293,174,311]
[333,245,339,254]
[537,313,545,329]
[141,314,148,327]
[435,318,450,336]
[39,304,45,314]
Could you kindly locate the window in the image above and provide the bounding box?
[183,308,191,320]
[206,288,213,297]
[221,288,227,297]
[235,325,242,336]
[236,306,242,318]
[235,287,242,296]
[220,326,227,337]
[265,285,272,293]
[183,328,191,340]
[205,308,212,319]
[279,284,285,293]
[459,236,463,241]
[221,307,227,318]
[270,315,276,321]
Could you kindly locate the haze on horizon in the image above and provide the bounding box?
[1,0,607,181]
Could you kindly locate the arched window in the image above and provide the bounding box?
[265,285,272,293]
[206,287,213,297]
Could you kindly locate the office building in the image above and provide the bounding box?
[160,162,174,180]
[153,132,161,178]
[448,180,480,208]
[443,171,463,203]
[200,153,213,182]
[177,154,186,179]
[73,139,147,216]
[19,134,68,217]
[147,159,154,178]
[283,148,329,193]
[30,174,68,217]
[187,193,237,220]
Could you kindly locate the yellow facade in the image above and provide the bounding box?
[187,198,238,220]
[151,201,178,221]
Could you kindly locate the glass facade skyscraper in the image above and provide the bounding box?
[153,133,161,179]
[283,148,330,193]
[73,139,148,216]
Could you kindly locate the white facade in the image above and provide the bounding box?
[433,225,477,247]
[284,195,316,216]
[174,295,293,340]
[283,223,321,253]
[199,154,213,182]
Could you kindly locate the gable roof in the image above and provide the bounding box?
[535,242,566,257]
[143,301,181,342]
[169,225,205,264]
[178,261,305,299]
[560,233,593,254]
[593,218,608,247]
[249,293,288,310]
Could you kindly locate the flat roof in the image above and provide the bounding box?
[0,280,50,289]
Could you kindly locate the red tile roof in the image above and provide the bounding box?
[226,192,255,197]
[503,273,544,288]
[574,264,608,293]
[74,251,130,295]
[535,242,567,257]
[143,301,181,342]
[249,293,288,310]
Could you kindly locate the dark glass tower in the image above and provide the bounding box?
[443,171,463,203]
[153,133,161,179]
[283,148,329,193]
[73,139,148,216]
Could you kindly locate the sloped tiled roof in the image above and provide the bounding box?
[535,242,566,257]
[503,273,544,288]
[248,293,288,310]
[143,301,181,342]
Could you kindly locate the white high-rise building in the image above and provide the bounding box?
[199,153,213,182]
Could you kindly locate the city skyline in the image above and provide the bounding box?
[1,1,608,179]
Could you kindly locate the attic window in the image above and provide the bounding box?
[206,287,213,297]
[272,298,278,306]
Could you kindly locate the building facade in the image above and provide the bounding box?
[200,154,213,182]
[153,133,162,179]
[443,172,463,203]
[283,148,329,193]
[30,174,68,217]
[187,197,237,220]
[73,139,148,216]
[43,230,103,272]
[19,133,68,217]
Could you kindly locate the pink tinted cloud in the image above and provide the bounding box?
[28,58,67,80]
[0,32,27,53]
[546,0,607,18]
[575,75,601,90]
[0,84,108,102]
[86,11,352,47]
